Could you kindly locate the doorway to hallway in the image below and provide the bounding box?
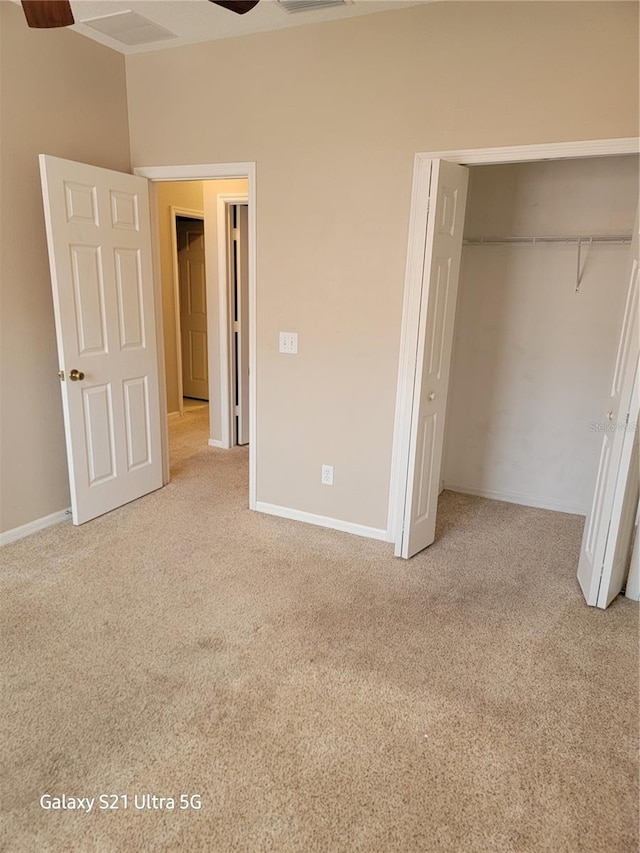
[153,177,250,463]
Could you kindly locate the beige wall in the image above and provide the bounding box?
[0,2,131,533]
[126,1,639,532]
[1,2,637,538]
[155,181,205,414]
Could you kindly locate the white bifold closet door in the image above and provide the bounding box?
[39,155,163,525]
[577,206,639,608]
[398,159,469,558]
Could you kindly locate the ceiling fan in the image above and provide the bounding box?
[21,0,260,29]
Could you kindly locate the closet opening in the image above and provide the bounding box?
[441,155,638,589]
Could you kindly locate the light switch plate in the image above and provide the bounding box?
[279,332,298,354]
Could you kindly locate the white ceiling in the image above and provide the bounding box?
[28,0,428,55]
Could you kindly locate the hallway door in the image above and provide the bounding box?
[178,218,208,400]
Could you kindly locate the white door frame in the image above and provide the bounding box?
[389,138,640,549]
[170,206,204,417]
[134,162,257,510]
[217,193,249,449]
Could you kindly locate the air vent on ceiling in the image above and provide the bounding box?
[277,0,350,13]
[80,11,177,46]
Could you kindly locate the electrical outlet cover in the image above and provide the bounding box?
[321,464,334,486]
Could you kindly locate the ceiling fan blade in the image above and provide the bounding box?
[209,1,260,14]
[21,0,74,28]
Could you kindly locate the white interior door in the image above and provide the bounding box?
[577,207,639,607]
[178,218,208,400]
[236,204,250,445]
[398,159,469,558]
[39,155,163,525]
[604,417,639,604]
[624,500,640,601]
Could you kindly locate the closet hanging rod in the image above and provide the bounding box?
[463,234,632,246]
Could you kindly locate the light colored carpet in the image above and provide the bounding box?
[1,407,638,852]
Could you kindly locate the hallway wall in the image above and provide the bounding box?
[155,179,248,441]
[155,181,204,415]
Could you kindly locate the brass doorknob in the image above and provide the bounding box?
[69,369,85,382]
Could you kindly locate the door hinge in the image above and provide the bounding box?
[57,370,65,381]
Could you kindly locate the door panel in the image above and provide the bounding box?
[178,218,208,400]
[39,154,162,525]
[123,376,152,470]
[577,208,639,606]
[415,412,437,522]
[400,160,469,558]
[115,248,145,349]
[70,245,108,354]
[83,384,116,485]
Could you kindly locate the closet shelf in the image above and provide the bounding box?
[463,233,633,293]
[463,234,632,246]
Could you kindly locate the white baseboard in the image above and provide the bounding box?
[255,501,390,541]
[208,439,225,448]
[443,483,587,516]
[0,508,71,546]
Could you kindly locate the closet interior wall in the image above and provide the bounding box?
[442,155,639,516]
